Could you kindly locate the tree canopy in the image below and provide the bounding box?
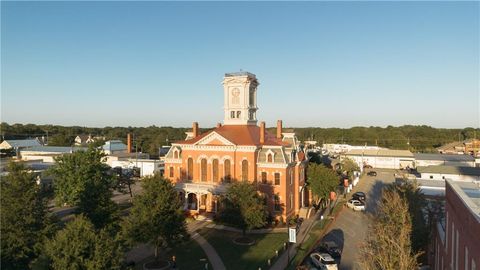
[360,187,421,270]
[340,157,360,181]
[48,147,119,229]
[2,122,479,156]
[307,163,339,205]
[386,181,428,256]
[219,181,267,235]
[1,162,56,270]
[122,174,188,259]
[44,215,123,270]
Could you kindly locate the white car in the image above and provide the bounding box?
[310,252,338,270]
[346,199,365,211]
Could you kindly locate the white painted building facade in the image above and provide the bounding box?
[343,149,415,169]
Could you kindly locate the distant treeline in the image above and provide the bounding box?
[1,122,478,156]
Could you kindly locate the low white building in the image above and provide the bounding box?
[414,153,475,167]
[344,149,415,169]
[417,166,480,183]
[324,143,385,155]
[19,146,86,162]
[109,158,163,177]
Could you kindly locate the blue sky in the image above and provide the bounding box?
[1,1,479,128]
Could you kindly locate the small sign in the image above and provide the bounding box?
[289,228,296,243]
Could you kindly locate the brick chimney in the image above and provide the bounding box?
[276,120,282,139]
[216,123,222,128]
[127,133,132,153]
[260,121,265,144]
[192,122,199,138]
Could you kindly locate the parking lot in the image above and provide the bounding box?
[303,169,397,270]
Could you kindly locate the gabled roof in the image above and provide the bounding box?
[0,139,41,149]
[102,140,127,151]
[76,134,90,142]
[177,125,289,146]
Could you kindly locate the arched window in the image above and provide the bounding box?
[224,159,231,182]
[173,150,179,159]
[187,158,193,180]
[212,159,219,182]
[242,160,248,181]
[201,159,207,182]
[267,153,273,163]
[237,111,241,118]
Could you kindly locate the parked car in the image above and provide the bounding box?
[316,241,342,259]
[310,253,338,270]
[367,171,377,176]
[346,199,365,211]
[352,191,366,202]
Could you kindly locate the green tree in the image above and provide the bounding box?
[48,134,74,146]
[219,181,267,235]
[340,157,360,182]
[1,162,56,270]
[122,174,188,260]
[45,215,123,270]
[360,189,420,270]
[307,163,339,206]
[49,147,118,229]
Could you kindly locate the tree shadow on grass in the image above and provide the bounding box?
[199,227,287,270]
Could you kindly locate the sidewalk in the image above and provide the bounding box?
[191,232,226,270]
[205,223,287,234]
[270,209,323,270]
[126,220,226,270]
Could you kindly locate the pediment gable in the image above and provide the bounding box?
[194,131,235,146]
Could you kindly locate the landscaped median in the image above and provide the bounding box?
[287,199,346,270]
[198,227,289,270]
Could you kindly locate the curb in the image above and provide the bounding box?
[293,202,347,268]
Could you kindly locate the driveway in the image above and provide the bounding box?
[303,169,397,270]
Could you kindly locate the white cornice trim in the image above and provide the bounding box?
[257,163,288,169]
[194,131,235,146]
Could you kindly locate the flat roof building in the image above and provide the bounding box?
[431,180,480,270]
[417,166,480,183]
[343,149,415,169]
[415,153,475,167]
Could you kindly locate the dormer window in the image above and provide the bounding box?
[266,149,275,163]
[173,150,179,159]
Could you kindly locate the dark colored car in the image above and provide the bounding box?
[352,191,366,202]
[316,241,342,259]
[367,171,377,176]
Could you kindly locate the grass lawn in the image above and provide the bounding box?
[199,228,287,270]
[135,238,210,270]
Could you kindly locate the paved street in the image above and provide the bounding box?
[303,169,397,270]
[51,180,143,218]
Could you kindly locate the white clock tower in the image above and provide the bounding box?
[222,72,259,125]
